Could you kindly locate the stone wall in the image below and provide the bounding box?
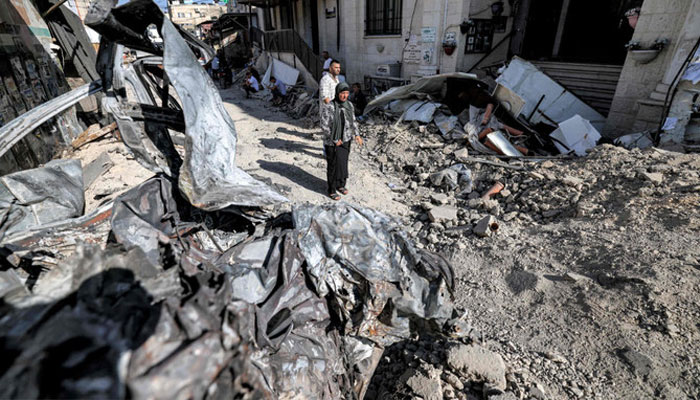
[604,0,693,136]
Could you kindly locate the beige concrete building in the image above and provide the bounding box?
[169,2,227,33]
[605,0,700,141]
[246,0,699,141]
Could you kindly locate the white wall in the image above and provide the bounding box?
[321,0,475,84]
[605,0,694,135]
[458,0,515,76]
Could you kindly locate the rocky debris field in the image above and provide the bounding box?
[350,118,700,399]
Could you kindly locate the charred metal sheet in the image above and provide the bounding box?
[365,72,479,115]
[122,102,186,131]
[36,0,100,82]
[0,81,102,158]
[88,0,285,208]
[98,45,181,176]
[0,202,113,251]
[85,0,165,54]
[0,172,458,399]
[293,202,455,345]
[0,160,84,238]
[160,17,288,208]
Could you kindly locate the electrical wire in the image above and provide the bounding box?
[655,36,700,145]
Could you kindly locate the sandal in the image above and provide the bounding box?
[329,193,341,201]
[338,188,349,195]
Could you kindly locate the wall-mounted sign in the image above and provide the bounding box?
[420,27,436,43]
[325,7,336,18]
[403,43,422,64]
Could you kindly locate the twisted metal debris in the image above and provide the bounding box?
[0,1,459,398]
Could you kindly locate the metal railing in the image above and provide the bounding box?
[251,27,322,81]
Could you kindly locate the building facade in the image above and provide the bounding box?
[169,2,227,33]
[248,0,699,139]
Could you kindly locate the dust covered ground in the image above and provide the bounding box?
[221,85,700,400]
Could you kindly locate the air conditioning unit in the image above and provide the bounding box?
[376,63,401,77]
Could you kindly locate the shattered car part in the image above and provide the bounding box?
[0,81,102,158]
[0,172,457,399]
[0,2,460,399]
[0,159,84,238]
[87,0,288,209]
[293,203,455,343]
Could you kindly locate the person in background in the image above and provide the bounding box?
[322,51,331,75]
[210,53,220,78]
[319,59,340,109]
[243,71,259,98]
[267,76,287,105]
[320,82,363,201]
[248,64,261,83]
[221,57,232,89]
[349,83,367,116]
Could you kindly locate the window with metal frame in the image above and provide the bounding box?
[365,0,402,36]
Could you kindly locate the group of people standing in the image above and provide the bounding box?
[318,52,366,201]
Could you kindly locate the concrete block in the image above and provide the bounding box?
[428,206,458,222]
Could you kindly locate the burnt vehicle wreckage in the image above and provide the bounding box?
[0,1,466,399]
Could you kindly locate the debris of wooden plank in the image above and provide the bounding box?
[72,122,118,149]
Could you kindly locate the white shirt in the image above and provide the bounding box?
[276,80,287,95]
[323,57,332,71]
[319,73,338,103]
[248,76,259,91]
[211,56,219,70]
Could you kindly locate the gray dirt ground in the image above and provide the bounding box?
[219,85,700,400]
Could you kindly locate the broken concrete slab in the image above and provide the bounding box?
[619,347,653,378]
[562,176,583,187]
[550,115,602,156]
[453,147,470,163]
[474,216,499,237]
[401,368,443,400]
[446,343,507,391]
[430,193,450,205]
[428,206,458,223]
[641,172,664,184]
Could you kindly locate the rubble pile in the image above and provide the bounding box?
[278,88,320,128]
[0,1,508,399]
[358,118,700,255]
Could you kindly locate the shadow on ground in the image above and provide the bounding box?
[220,87,314,129]
[275,126,316,141]
[258,137,322,159]
[257,160,327,195]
